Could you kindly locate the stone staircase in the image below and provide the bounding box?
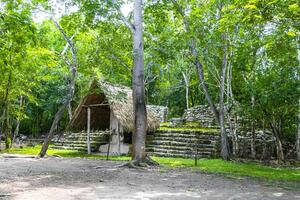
[146,127,220,158]
[52,131,110,151]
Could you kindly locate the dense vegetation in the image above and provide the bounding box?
[0,0,299,161]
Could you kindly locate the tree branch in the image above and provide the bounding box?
[52,18,77,75]
[61,33,77,56]
[111,0,135,33]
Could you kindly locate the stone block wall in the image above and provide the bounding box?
[146,130,220,158]
[182,105,281,159]
[183,105,218,127]
[228,130,276,159]
[147,105,168,122]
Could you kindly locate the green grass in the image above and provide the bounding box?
[0,145,131,161]
[152,157,300,182]
[1,145,299,182]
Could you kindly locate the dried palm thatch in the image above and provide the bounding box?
[68,80,160,133]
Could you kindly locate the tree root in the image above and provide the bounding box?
[118,155,159,169]
[144,155,159,166]
[94,155,159,170]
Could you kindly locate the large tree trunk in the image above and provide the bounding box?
[131,0,147,163]
[38,19,77,158]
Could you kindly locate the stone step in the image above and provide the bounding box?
[52,131,110,151]
[55,138,107,143]
[146,144,215,152]
[156,130,218,135]
[146,147,214,156]
[64,133,109,138]
[151,135,219,142]
[154,135,220,143]
[54,143,101,147]
[51,146,95,151]
[63,131,110,136]
[155,131,219,136]
[148,140,215,147]
[146,151,213,158]
[53,142,99,148]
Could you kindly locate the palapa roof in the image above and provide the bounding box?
[68,80,160,132]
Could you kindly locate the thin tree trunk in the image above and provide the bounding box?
[131,0,147,163]
[171,0,232,159]
[1,71,12,149]
[38,19,77,158]
[297,99,300,160]
[226,59,238,157]
[219,33,230,160]
[170,0,219,117]
[270,122,284,162]
[296,40,300,160]
[12,95,23,146]
[250,96,256,159]
[68,102,72,121]
[230,115,238,157]
[182,71,189,109]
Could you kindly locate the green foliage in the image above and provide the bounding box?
[0,0,298,158]
[153,157,300,182]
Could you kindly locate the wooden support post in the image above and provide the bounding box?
[106,132,111,160]
[87,107,91,155]
[118,132,121,155]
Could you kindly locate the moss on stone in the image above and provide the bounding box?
[158,127,219,134]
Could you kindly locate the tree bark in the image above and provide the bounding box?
[296,41,300,160]
[1,71,12,149]
[297,99,300,160]
[131,0,147,163]
[270,122,284,162]
[194,57,220,123]
[12,95,23,146]
[219,33,230,160]
[250,96,256,159]
[229,115,238,157]
[226,59,238,157]
[38,19,77,158]
[68,102,72,121]
[182,71,190,109]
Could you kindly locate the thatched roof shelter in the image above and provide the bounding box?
[68,81,160,133]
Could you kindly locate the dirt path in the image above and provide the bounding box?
[0,156,299,200]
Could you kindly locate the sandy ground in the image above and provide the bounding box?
[0,155,299,200]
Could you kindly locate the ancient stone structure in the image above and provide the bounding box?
[54,81,160,155]
[53,131,109,151]
[146,124,220,158]
[182,105,278,159]
[146,105,168,122]
[183,105,218,127]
